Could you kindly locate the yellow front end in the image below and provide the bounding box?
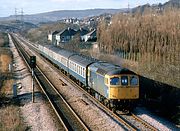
[105,74,139,100]
[109,86,139,99]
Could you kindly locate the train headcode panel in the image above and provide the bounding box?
[30,56,36,68]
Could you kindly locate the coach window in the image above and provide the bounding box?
[75,64,76,71]
[76,65,78,73]
[78,66,80,74]
[76,64,78,72]
[79,66,81,75]
[83,68,85,77]
[80,67,82,76]
[77,65,79,73]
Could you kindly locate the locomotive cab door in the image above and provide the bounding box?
[88,66,98,90]
[89,71,97,90]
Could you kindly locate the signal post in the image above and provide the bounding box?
[30,56,36,103]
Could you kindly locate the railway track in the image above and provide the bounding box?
[53,65,158,131]
[10,34,89,131]
[12,34,159,131]
[117,112,158,131]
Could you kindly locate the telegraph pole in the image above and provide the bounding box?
[20,8,24,29]
[128,2,130,13]
[30,56,36,103]
[15,8,18,21]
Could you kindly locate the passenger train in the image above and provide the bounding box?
[38,44,139,111]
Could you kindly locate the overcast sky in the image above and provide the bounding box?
[0,0,169,17]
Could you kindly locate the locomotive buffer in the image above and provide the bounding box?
[30,56,36,103]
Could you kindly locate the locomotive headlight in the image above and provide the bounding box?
[121,76,128,86]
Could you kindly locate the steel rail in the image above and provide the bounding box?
[131,113,158,131]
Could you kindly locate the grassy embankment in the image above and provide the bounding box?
[0,33,27,130]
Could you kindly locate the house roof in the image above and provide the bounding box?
[84,29,96,37]
[52,30,60,35]
[57,28,77,36]
[77,28,89,36]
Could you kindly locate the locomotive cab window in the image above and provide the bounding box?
[130,76,138,86]
[121,76,128,86]
[110,77,120,85]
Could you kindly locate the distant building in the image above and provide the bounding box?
[48,27,97,45]
[55,27,76,45]
[76,28,89,41]
[64,18,81,25]
[82,29,97,42]
[51,31,60,45]
[47,31,53,41]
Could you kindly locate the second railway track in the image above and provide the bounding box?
[10,34,89,131]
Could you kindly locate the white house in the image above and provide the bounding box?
[82,29,97,42]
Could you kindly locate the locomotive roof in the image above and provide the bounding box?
[69,54,95,67]
[89,62,133,76]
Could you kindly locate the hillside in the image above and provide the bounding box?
[132,0,180,14]
[0,20,37,32]
[0,9,126,24]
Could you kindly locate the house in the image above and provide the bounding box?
[47,31,60,45]
[55,28,76,45]
[47,31,53,41]
[82,29,97,42]
[76,28,89,41]
[64,18,81,25]
[51,31,60,45]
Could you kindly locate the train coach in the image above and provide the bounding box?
[38,44,139,111]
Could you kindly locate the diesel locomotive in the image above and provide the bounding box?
[38,44,139,111]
